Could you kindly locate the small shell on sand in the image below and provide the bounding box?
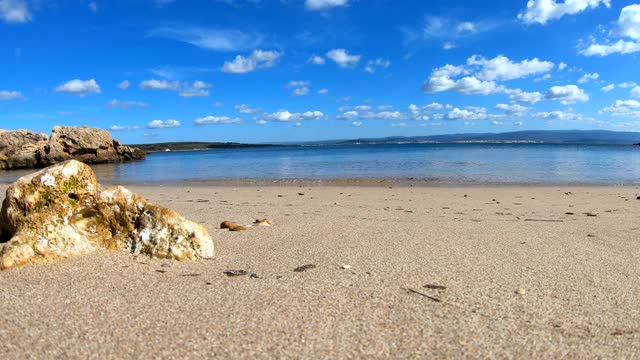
[516,288,527,295]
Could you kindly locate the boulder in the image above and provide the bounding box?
[0,160,214,270]
[0,126,145,170]
[0,129,49,170]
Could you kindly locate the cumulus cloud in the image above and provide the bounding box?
[317,88,329,95]
[147,119,181,129]
[508,89,543,104]
[518,0,611,25]
[558,62,568,71]
[545,85,589,104]
[234,104,259,114]
[263,109,324,122]
[117,80,130,90]
[496,103,530,117]
[326,49,361,68]
[354,105,372,111]
[305,0,349,11]
[631,86,640,98]
[364,58,390,73]
[577,72,599,84]
[423,55,553,96]
[351,121,362,127]
[337,111,359,120]
[109,125,140,131]
[140,79,179,90]
[288,80,310,88]
[0,90,21,100]
[308,55,326,65]
[292,87,310,96]
[360,111,404,120]
[55,79,101,96]
[148,26,262,51]
[179,80,212,97]
[467,55,554,81]
[602,84,615,92]
[533,110,585,121]
[581,5,640,56]
[194,116,242,125]
[222,50,282,73]
[106,99,149,108]
[0,0,31,23]
[602,99,640,118]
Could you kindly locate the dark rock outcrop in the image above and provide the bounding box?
[0,126,145,170]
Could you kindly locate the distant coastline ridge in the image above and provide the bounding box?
[131,130,640,150]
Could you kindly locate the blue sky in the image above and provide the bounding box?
[1,0,640,144]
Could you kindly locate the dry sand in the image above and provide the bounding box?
[0,184,639,358]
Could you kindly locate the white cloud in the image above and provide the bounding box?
[618,4,640,40]
[601,84,615,92]
[424,73,504,95]
[602,99,640,118]
[149,27,262,51]
[140,79,179,90]
[545,85,589,104]
[518,0,611,25]
[117,80,130,90]
[581,5,640,56]
[0,0,31,23]
[631,86,640,98]
[147,119,181,129]
[109,125,140,131]
[508,90,543,104]
[222,50,282,74]
[235,104,259,114]
[256,119,268,125]
[360,111,404,120]
[620,82,638,88]
[577,72,599,84]
[514,121,524,126]
[194,116,242,125]
[106,99,148,108]
[263,109,324,122]
[419,17,489,42]
[305,0,349,11]
[491,121,504,126]
[337,111,359,120]
[326,49,361,68]
[0,90,21,100]
[55,79,101,96]
[354,105,372,111]
[288,80,310,88]
[292,87,310,96]
[317,88,329,95]
[496,103,530,117]
[351,121,362,127]
[534,73,552,82]
[533,110,584,121]
[88,1,98,13]
[364,58,390,73]
[179,80,212,97]
[442,42,456,50]
[308,55,326,65]
[581,40,640,56]
[558,62,568,71]
[467,55,554,81]
[445,107,490,121]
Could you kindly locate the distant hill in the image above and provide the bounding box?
[130,142,275,152]
[330,130,640,145]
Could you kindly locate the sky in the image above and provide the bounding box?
[1,0,640,144]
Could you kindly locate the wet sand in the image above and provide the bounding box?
[0,185,639,358]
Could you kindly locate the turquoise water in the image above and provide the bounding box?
[2,144,640,184]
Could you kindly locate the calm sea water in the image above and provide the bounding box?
[2,143,640,184]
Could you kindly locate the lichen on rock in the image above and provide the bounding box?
[0,160,214,270]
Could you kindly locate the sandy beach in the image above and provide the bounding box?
[0,184,638,358]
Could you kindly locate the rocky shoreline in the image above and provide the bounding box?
[0,126,145,170]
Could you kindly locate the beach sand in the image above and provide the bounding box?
[0,185,639,358]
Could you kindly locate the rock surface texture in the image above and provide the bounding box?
[0,126,145,170]
[0,160,214,270]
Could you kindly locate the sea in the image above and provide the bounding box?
[1,143,640,185]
